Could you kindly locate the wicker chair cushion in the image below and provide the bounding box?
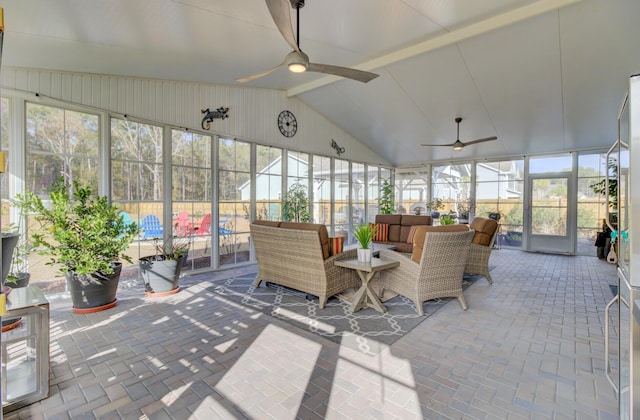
[406,225,420,244]
[411,224,471,263]
[469,217,498,246]
[280,222,331,259]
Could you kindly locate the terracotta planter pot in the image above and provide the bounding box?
[66,263,122,313]
[139,254,186,295]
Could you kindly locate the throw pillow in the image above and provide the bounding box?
[406,225,420,244]
[371,223,389,242]
[329,236,344,256]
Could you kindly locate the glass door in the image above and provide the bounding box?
[526,173,575,254]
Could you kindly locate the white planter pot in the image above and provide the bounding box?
[357,248,372,263]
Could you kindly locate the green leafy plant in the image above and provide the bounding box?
[379,179,395,215]
[150,236,190,260]
[352,224,377,249]
[16,177,140,275]
[282,181,311,222]
[589,158,618,210]
[439,213,456,225]
[426,198,444,214]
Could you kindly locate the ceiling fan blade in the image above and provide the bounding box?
[463,136,498,146]
[235,61,284,83]
[266,0,300,52]
[307,62,379,83]
[420,142,456,147]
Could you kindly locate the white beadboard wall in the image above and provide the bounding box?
[1,67,389,165]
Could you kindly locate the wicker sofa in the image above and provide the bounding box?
[372,214,433,253]
[250,221,360,308]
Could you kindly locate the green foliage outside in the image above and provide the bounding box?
[17,177,140,275]
[282,182,311,223]
[379,179,395,214]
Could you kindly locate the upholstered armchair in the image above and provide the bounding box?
[465,217,499,284]
[377,229,474,315]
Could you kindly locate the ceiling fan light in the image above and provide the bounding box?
[288,62,307,73]
[453,145,464,151]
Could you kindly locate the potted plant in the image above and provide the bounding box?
[456,202,470,224]
[353,223,377,263]
[426,198,444,218]
[282,181,311,222]
[4,199,34,288]
[379,179,395,215]
[17,177,139,313]
[139,236,189,296]
[439,213,456,225]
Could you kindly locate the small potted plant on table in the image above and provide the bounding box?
[353,224,377,263]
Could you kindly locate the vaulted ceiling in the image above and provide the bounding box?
[0,0,638,166]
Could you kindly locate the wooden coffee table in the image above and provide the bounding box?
[334,257,399,313]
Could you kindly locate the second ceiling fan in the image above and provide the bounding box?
[422,117,498,151]
[236,0,379,84]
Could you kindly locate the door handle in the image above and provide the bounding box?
[605,293,619,394]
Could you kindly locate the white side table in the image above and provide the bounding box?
[2,286,50,413]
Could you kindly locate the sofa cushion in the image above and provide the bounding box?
[371,223,389,242]
[251,220,281,227]
[411,224,471,263]
[400,215,432,226]
[469,217,498,246]
[280,222,331,259]
[375,214,402,225]
[388,224,402,242]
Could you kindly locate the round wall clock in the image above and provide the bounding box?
[278,110,297,138]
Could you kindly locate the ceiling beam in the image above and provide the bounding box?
[286,0,583,97]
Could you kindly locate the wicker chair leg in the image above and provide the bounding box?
[483,271,493,284]
[458,295,468,310]
[414,300,424,316]
[319,295,328,309]
[255,278,264,287]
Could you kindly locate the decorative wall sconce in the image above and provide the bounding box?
[201,107,229,130]
[331,139,345,156]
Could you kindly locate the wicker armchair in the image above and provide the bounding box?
[378,230,474,315]
[464,217,499,284]
[250,223,360,309]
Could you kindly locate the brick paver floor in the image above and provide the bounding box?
[3,249,620,419]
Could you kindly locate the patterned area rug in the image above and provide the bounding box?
[209,272,478,356]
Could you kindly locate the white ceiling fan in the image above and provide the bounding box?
[236,0,379,84]
[421,117,498,151]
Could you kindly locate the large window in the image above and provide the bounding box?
[111,118,164,264]
[577,153,610,254]
[475,159,524,247]
[255,145,282,221]
[334,159,350,237]
[351,162,365,226]
[171,129,213,271]
[432,163,472,216]
[25,103,100,283]
[312,155,331,229]
[396,169,430,215]
[26,103,99,195]
[218,138,251,266]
